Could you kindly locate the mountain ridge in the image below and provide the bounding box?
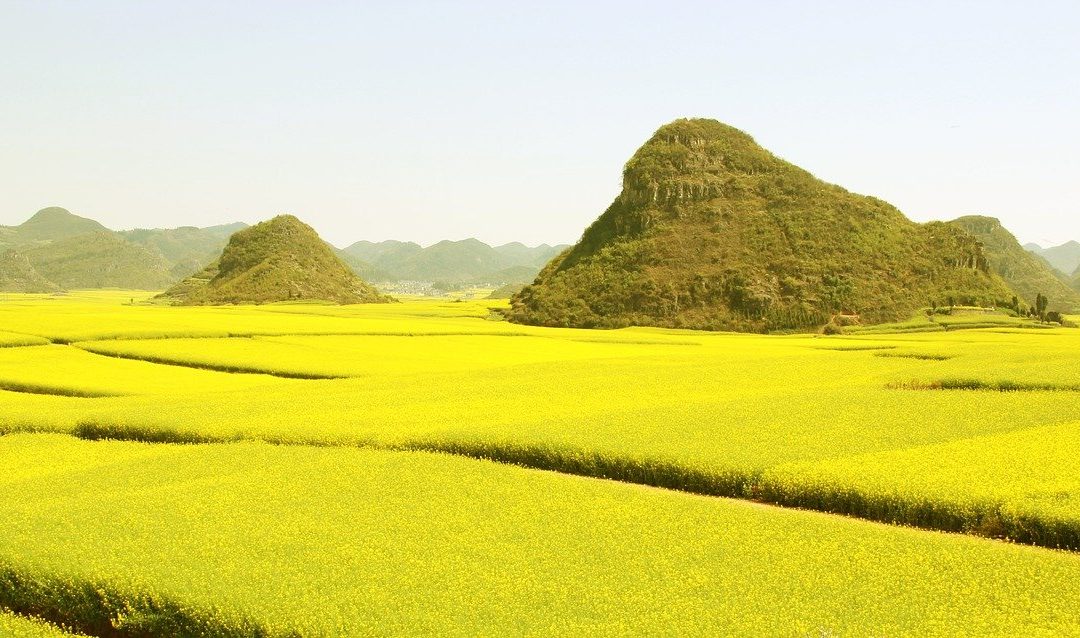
[344,238,568,284]
[1025,240,1080,276]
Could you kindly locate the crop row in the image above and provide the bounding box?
[3,434,1080,636]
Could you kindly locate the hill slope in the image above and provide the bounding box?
[22,232,175,290]
[120,223,249,278]
[950,216,1080,312]
[1025,241,1080,275]
[509,118,1014,331]
[159,215,390,305]
[0,250,58,292]
[343,240,423,270]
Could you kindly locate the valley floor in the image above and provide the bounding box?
[2,291,1080,635]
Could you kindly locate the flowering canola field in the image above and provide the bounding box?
[2,292,1080,635]
[3,434,1080,636]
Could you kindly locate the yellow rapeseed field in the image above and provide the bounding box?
[3,291,1080,633]
[3,434,1080,636]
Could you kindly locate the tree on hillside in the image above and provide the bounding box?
[1034,293,1049,321]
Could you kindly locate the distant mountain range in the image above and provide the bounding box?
[342,238,568,284]
[0,207,568,293]
[1024,241,1080,275]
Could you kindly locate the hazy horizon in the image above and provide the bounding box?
[2,1,1078,248]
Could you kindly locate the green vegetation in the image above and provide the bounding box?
[950,215,1080,312]
[510,118,1015,332]
[0,251,57,293]
[4,434,1080,636]
[158,215,391,305]
[22,232,175,290]
[119,223,247,279]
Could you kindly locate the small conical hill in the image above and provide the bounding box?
[510,118,1014,331]
[949,216,1080,312]
[159,215,390,305]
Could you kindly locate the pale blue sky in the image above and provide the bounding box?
[1,1,1078,247]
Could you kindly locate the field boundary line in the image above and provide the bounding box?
[60,424,1080,554]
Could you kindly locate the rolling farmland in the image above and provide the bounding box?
[2,292,1080,635]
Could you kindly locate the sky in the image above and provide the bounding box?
[1,0,1078,248]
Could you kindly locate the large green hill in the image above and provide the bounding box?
[950,216,1080,312]
[509,118,1015,332]
[159,215,391,305]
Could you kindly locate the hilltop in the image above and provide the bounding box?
[159,215,391,305]
[509,118,1014,331]
[950,216,1080,312]
[0,207,109,245]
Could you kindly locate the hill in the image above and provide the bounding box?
[950,216,1080,312]
[343,240,423,270]
[493,242,568,268]
[0,250,58,292]
[330,246,395,282]
[1,207,110,245]
[1025,241,1080,275]
[388,238,511,281]
[21,232,175,290]
[343,238,566,284]
[120,223,249,279]
[509,118,1014,331]
[159,215,391,305]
